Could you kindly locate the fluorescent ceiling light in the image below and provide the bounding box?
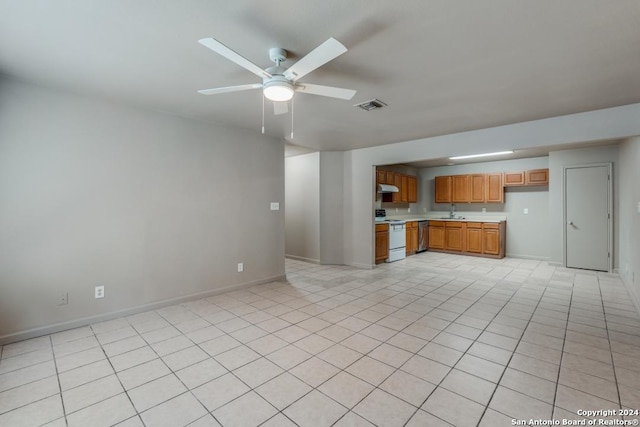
[449,150,514,160]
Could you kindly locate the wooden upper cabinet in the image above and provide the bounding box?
[386,170,395,185]
[526,169,549,186]
[470,174,486,203]
[407,175,418,203]
[377,169,419,204]
[392,173,402,203]
[435,176,452,203]
[452,175,470,203]
[400,174,409,203]
[504,169,549,187]
[504,171,525,186]
[486,173,504,203]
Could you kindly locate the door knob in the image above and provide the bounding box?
[568,221,574,226]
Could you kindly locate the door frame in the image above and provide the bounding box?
[563,162,613,272]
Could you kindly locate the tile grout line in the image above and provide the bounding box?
[49,335,69,427]
[596,274,624,411]
[550,273,575,418]
[476,279,558,425]
[128,309,227,426]
[391,271,524,427]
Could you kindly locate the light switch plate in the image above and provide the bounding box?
[523,208,529,214]
[637,201,640,214]
[270,202,279,211]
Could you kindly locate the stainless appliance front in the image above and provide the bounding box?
[417,220,429,252]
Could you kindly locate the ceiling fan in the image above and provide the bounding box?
[197,37,357,115]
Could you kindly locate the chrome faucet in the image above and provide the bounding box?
[449,203,456,219]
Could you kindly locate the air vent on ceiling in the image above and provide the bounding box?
[354,98,387,111]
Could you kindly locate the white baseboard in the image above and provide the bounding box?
[505,253,550,261]
[348,262,374,270]
[285,254,320,264]
[620,275,640,317]
[0,274,286,346]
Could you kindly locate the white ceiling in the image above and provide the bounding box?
[1,1,639,154]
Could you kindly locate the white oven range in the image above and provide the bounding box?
[386,220,406,262]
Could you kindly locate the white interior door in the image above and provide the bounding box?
[565,164,611,271]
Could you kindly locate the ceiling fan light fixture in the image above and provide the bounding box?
[263,79,294,101]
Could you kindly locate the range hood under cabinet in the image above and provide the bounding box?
[377,184,399,193]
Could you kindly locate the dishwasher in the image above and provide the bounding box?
[417,220,429,252]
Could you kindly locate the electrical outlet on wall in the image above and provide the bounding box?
[95,286,104,299]
[238,263,244,272]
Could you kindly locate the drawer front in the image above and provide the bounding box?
[375,224,389,232]
[483,223,499,229]
[429,220,445,227]
[445,221,463,228]
[466,222,483,228]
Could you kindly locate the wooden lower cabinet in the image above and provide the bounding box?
[375,223,389,264]
[466,222,483,253]
[429,220,506,259]
[444,222,463,251]
[428,221,445,250]
[406,221,418,255]
[483,223,501,255]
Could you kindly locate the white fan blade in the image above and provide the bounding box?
[197,83,262,95]
[283,38,347,81]
[273,101,288,115]
[198,38,272,79]
[295,83,356,100]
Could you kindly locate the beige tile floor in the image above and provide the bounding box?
[1,252,640,427]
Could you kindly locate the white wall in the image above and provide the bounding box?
[548,145,620,267]
[617,137,640,311]
[0,78,285,342]
[285,152,320,263]
[344,103,640,268]
[419,157,550,260]
[319,152,344,265]
[284,151,345,265]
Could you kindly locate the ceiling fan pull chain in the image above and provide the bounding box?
[261,93,265,134]
[291,97,294,139]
